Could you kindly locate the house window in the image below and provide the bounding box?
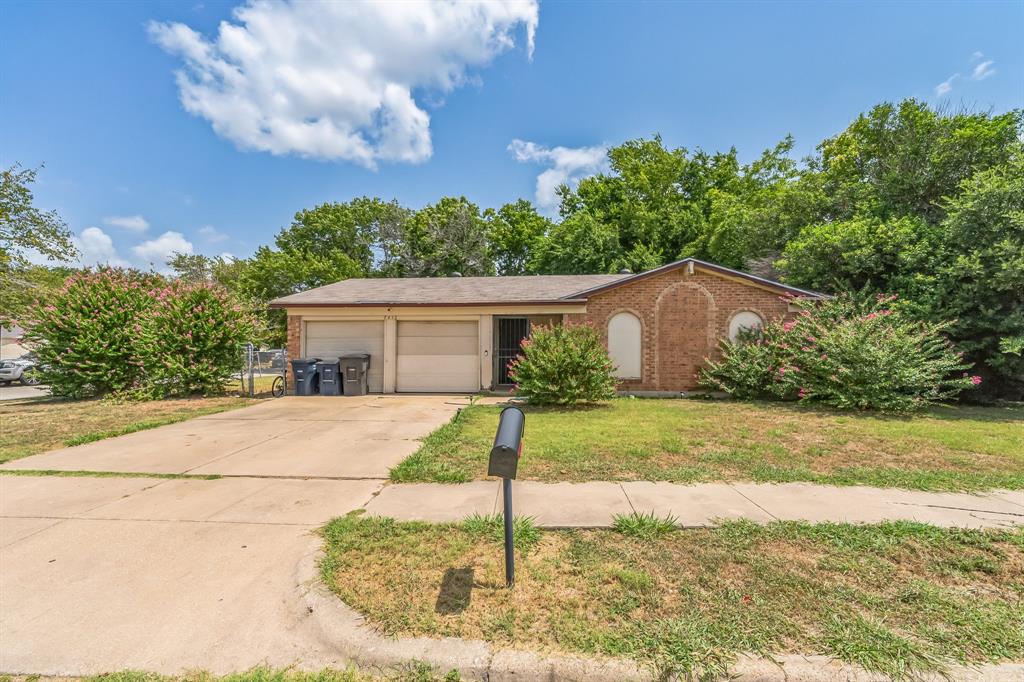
[608,312,642,379]
[728,311,764,342]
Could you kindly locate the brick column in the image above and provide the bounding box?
[285,314,301,393]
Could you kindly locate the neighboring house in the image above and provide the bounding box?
[269,258,824,394]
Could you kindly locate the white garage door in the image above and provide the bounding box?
[397,321,479,393]
[304,320,384,393]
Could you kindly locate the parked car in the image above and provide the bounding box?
[0,354,42,386]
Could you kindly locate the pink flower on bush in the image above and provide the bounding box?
[864,313,878,320]
[798,388,808,398]
[970,375,982,385]
[782,321,796,331]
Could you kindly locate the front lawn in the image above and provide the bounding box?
[390,399,1024,491]
[0,395,254,465]
[322,514,1024,680]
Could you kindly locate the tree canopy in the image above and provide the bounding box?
[15,98,1014,398]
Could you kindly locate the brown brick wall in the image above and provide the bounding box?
[285,314,302,392]
[567,267,792,391]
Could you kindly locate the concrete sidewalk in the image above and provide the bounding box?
[364,480,1024,529]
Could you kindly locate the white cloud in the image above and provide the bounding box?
[74,227,130,268]
[149,1,538,168]
[132,231,194,273]
[972,59,996,80]
[103,214,149,232]
[198,225,229,243]
[935,74,958,97]
[508,139,608,211]
[971,51,984,61]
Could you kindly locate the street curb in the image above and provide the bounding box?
[296,545,1024,681]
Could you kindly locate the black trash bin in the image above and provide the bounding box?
[340,353,371,396]
[317,358,342,396]
[290,357,321,396]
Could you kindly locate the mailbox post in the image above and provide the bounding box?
[488,406,524,588]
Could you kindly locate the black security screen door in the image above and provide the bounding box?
[497,317,530,384]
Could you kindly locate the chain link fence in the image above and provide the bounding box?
[236,343,288,397]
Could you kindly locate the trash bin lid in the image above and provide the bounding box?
[340,353,371,359]
[291,357,321,365]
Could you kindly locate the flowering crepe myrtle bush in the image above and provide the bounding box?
[508,323,617,406]
[135,280,255,398]
[22,269,254,400]
[21,268,161,398]
[700,294,980,412]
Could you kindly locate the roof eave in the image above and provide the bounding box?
[269,299,588,309]
[563,258,827,300]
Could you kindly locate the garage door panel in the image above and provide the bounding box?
[398,321,478,337]
[396,356,479,392]
[397,336,477,355]
[305,321,384,393]
[397,320,478,393]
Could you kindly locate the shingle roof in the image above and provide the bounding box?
[269,258,826,307]
[270,273,630,307]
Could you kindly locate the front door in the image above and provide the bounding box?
[495,317,530,385]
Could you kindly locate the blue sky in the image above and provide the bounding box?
[2,0,1022,271]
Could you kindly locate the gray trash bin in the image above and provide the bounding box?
[340,353,371,396]
[317,358,342,396]
[290,358,321,396]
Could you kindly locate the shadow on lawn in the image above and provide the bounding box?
[435,567,475,614]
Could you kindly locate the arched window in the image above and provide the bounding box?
[728,311,764,342]
[608,312,642,379]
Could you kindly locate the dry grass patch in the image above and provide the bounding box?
[322,515,1024,680]
[391,399,1024,490]
[0,396,254,464]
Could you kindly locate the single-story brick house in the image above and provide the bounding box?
[269,258,824,394]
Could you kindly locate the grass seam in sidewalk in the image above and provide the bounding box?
[0,469,221,480]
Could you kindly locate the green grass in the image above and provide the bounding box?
[0,396,255,464]
[0,664,462,682]
[321,514,1024,680]
[390,399,1024,491]
[612,511,679,540]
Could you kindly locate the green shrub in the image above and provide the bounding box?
[700,294,979,412]
[137,281,255,398]
[508,323,617,405]
[21,268,160,398]
[22,269,253,400]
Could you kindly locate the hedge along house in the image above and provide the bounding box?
[269,258,824,395]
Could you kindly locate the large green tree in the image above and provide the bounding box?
[780,103,1023,398]
[1,164,78,326]
[544,135,819,273]
[813,99,1021,224]
[485,199,552,275]
[397,196,492,277]
[930,152,1024,396]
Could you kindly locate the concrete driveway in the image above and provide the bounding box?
[2,394,464,478]
[0,395,469,675]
